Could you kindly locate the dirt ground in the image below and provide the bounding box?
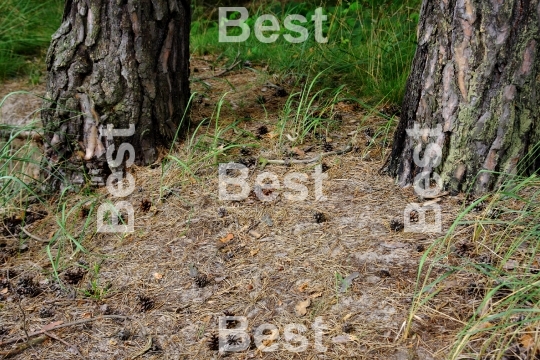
[0,59,468,359]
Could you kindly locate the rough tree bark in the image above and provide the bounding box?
[42,0,190,188]
[384,0,540,194]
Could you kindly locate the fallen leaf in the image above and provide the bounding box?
[41,321,63,331]
[220,233,234,243]
[291,147,305,157]
[295,299,311,316]
[503,259,518,271]
[0,288,7,294]
[470,321,494,339]
[332,335,354,343]
[249,230,262,239]
[298,283,308,292]
[521,334,535,349]
[153,272,163,280]
[82,312,93,319]
[310,292,323,299]
[250,248,260,256]
[342,313,353,321]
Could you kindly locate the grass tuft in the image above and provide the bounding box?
[407,158,540,358]
[0,0,63,81]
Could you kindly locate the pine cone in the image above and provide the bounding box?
[323,142,333,152]
[137,295,154,312]
[139,199,152,213]
[390,219,404,232]
[257,125,269,136]
[223,311,239,329]
[227,334,241,346]
[342,323,354,333]
[0,278,9,291]
[238,157,256,168]
[39,307,54,318]
[314,212,327,224]
[16,277,41,297]
[274,87,288,97]
[195,274,210,288]
[454,242,471,257]
[64,268,85,285]
[207,333,220,351]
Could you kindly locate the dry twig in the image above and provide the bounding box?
[264,144,353,165]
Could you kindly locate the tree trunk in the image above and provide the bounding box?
[42,0,190,189]
[384,0,540,194]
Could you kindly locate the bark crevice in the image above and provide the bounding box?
[386,0,540,194]
[42,0,190,189]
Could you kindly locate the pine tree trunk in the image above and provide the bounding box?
[42,0,190,188]
[384,0,540,194]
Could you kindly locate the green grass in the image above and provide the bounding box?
[0,93,45,211]
[5,2,540,356]
[277,69,346,145]
[191,0,421,105]
[408,160,540,358]
[0,0,63,81]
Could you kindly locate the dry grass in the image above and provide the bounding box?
[0,58,470,359]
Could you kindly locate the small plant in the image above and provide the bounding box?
[406,163,540,359]
[82,263,110,300]
[277,71,346,146]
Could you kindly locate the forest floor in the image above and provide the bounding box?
[0,58,475,359]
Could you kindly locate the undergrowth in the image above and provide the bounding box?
[191,0,421,105]
[5,1,540,358]
[0,0,63,81]
[408,149,540,359]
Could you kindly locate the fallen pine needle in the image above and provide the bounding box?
[0,315,129,347]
